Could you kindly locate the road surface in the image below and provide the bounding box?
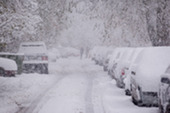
[15,57,158,113]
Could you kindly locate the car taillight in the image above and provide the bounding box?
[121,69,125,76]
[5,71,16,75]
[42,56,48,61]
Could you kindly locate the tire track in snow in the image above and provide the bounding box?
[15,75,66,113]
[85,74,94,113]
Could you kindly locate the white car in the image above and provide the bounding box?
[0,57,17,77]
[130,47,170,107]
[124,48,144,95]
[18,42,48,74]
[108,48,128,79]
[114,48,135,88]
[159,65,170,113]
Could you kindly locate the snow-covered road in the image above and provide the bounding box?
[0,57,159,113]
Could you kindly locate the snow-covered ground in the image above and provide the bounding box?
[0,57,158,113]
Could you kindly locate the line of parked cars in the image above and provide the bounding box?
[90,46,170,113]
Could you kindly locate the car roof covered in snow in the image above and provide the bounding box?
[0,57,17,70]
[134,46,170,92]
[18,41,47,54]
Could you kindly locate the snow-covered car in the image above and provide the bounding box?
[107,48,127,79]
[114,48,135,88]
[48,48,60,62]
[18,42,48,74]
[90,46,113,66]
[159,65,170,113]
[124,48,144,95]
[0,57,17,77]
[130,47,170,107]
[0,52,24,74]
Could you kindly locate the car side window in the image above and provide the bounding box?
[161,77,170,84]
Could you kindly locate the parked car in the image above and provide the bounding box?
[130,47,170,107]
[124,48,144,95]
[159,65,170,113]
[108,48,127,79]
[0,57,17,77]
[18,42,48,74]
[114,48,135,88]
[48,48,60,62]
[0,52,24,74]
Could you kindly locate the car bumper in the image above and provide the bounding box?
[22,63,48,74]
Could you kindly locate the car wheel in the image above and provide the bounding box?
[132,96,143,106]
[10,74,15,77]
[125,89,131,96]
[132,88,143,106]
[41,64,48,74]
[132,96,138,105]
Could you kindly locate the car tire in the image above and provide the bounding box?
[132,96,143,106]
[132,87,143,106]
[40,64,48,74]
[125,89,131,96]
